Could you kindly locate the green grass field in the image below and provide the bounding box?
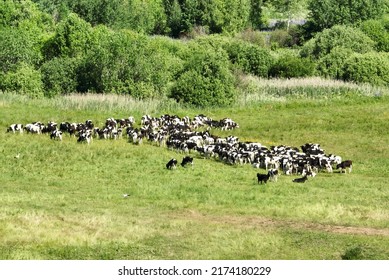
[1,82,388,260]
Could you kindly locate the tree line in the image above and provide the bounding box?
[0,0,388,106]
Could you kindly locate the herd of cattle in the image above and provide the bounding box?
[6,114,352,184]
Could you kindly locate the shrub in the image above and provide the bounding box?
[170,44,235,107]
[300,25,375,59]
[269,54,316,78]
[342,52,389,86]
[235,28,267,47]
[316,47,354,79]
[0,63,43,98]
[45,13,92,59]
[360,18,389,52]
[76,30,183,98]
[224,40,274,77]
[41,57,80,97]
[0,27,43,72]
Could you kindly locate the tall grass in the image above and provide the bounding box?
[236,76,388,106]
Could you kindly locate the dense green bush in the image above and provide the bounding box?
[316,47,354,79]
[0,27,43,72]
[342,52,389,86]
[40,57,80,97]
[300,25,375,59]
[76,29,183,97]
[0,63,43,98]
[224,40,274,77]
[44,13,92,59]
[269,54,316,78]
[170,44,235,107]
[359,18,389,52]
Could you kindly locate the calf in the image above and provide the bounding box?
[257,173,270,184]
[181,156,193,167]
[336,160,353,173]
[166,158,178,170]
[293,175,308,183]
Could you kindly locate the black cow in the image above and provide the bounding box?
[166,158,178,170]
[181,156,193,167]
[293,175,308,183]
[336,160,353,173]
[257,173,270,184]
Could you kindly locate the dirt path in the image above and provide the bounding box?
[175,210,389,237]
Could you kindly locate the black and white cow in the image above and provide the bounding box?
[166,158,178,170]
[77,130,92,144]
[7,124,23,133]
[181,156,194,167]
[50,129,63,141]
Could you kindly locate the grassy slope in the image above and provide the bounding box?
[0,93,388,260]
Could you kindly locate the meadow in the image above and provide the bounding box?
[1,78,388,259]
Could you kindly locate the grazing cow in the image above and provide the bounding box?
[50,130,63,141]
[257,173,270,184]
[77,130,92,144]
[166,158,178,170]
[336,160,353,173]
[293,175,308,183]
[7,124,23,133]
[181,156,193,167]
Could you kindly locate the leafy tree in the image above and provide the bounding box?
[44,13,92,59]
[0,27,43,72]
[250,0,264,29]
[267,0,307,30]
[307,0,389,33]
[76,28,183,97]
[359,18,389,52]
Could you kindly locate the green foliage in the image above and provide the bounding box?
[0,63,43,98]
[163,0,252,37]
[249,0,264,29]
[300,25,375,59]
[170,44,236,107]
[45,13,92,59]
[0,27,43,72]
[306,0,389,33]
[224,40,274,77]
[316,47,353,79]
[235,28,266,47]
[0,0,53,31]
[269,53,316,78]
[76,29,183,97]
[40,57,80,97]
[359,18,389,52]
[342,52,389,86]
